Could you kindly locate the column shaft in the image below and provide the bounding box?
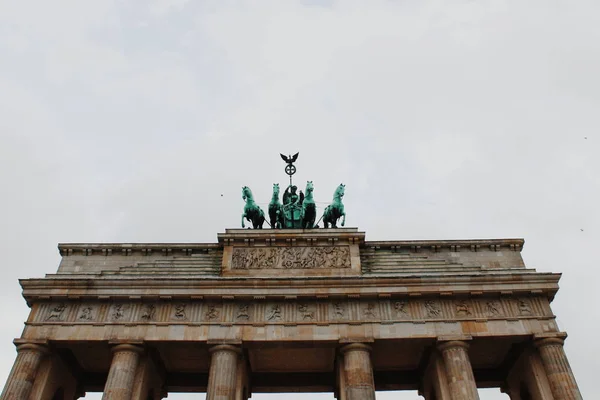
[207,345,241,400]
[535,338,582,400]
[340,343,376,400]
[1,343,49,400]
[438,341,479,400]
[102,344,144,400]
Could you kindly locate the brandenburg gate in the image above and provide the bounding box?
[1,155,582,399]
[0,229,583,399]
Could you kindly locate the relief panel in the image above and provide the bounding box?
[231,246,351,270]
[31,296,550,326]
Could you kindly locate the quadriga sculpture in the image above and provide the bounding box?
[301,181,317,229]
[241,186,265,229]
[268,183,284,229]
[322,184,346,228]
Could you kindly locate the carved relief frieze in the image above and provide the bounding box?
[231,246,351,270]
[109,303,130,322]
[32,296,552,326]
[45,303,67,321]
[140,304,156,321]
[393,301,410,318]
[424,300,442,318]
[298,303,315,321]
[204,304,221,322]
[173,303,188,321]
[483,300,503,317]
[362,302,378,319]
[517,299,533,316]
[455,300,472,317]
[77,305,95,321]
[331,301,347,320]
[266,304,282,321]
[236,303,251,321]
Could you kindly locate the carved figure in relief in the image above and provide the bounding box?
[78,306,94,321]
[266,305,282,321]
[237,304,250,320]
[46,304,67,321]
[298,304,315,320]
[231,246,351,270]
[455,301,472,316]
[486,301,501,316]
[141,304,156,321]
[112,304,125,320]
[333,303,345,318]
[424,301,441,318]
[205,305,220,321]
[393,301,409,316]
[174,304,187,320]
[363,303,377,318]
[518,300,532,315]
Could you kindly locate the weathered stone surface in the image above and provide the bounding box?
[102,344,144,400]
[0,343,49,400]
[535,336,583,400]
[1,228,582,397]
[437,340,479,400]
[207,345,241,400]
[340,344,375,400]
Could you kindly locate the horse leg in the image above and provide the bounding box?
[241,213,246,228]
[341,212,346,227]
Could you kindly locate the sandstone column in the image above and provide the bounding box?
[534,337,582,400]
[437,341,479,400]
[339,343,376,400]
[423,354,452,400]
[207,344,242,400]
[0,342,50,400]
[102,343,144,400]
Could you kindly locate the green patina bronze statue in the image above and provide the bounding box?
[301,181,317,229]
[240,154,347,229]
[268,183,284,229]
[282,184,304,228]
[241,186,265,229]
[322,183,346,228]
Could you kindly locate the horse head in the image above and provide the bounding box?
[242,186,252,201]
[334,183,345,199]
[305,180,314,194]
[272,183,280,196]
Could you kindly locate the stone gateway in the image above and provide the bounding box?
[1,228,582,400]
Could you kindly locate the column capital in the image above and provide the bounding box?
[110,343,145,355]
[14,342,50,356]
[209,344,242,355]
[534,337,565,349]
[339,343,372,354]
[533,332,567,347]
[437,340,470,352]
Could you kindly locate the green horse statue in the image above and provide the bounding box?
[241,186,265,229]
[322,183,346,228]
[301,181,316,229]
[268,183,284,229]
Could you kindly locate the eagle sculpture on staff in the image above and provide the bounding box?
[280,152,299,165]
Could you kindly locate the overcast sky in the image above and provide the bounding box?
[1,0,599,399]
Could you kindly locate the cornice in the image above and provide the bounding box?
[57,242,220,256]
[57,237,524,256]
[19,272,561,303]
[363,238,524,252]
